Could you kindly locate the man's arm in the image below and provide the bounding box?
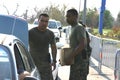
[73,38,85,57]
[50,43,57,71]
[51,43,57,63]
[65,38,85,65]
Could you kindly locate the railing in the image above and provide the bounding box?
[114,49,120,80]
[89,33,120,79]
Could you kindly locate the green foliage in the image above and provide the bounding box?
[27,4,67,26]
[103,10,114,29]
[47,4,67,26]
[27,5,116,29]
[79,8,99,28]
[79,8,114,29]
[92,28,120,40]
[114,12,120,27]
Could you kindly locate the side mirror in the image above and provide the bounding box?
[23,76,38,80]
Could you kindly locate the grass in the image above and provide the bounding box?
[93,28,112,34]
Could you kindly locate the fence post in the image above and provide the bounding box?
[114,49,120,80]
[98,37,103,74]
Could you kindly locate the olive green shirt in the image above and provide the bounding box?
[69,23,86,63]
[69,24,86,49]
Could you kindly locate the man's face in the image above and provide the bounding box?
[38,16,49,31]
[66,12,74,25]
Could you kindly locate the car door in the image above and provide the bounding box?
[0,45,17,80]
[13,40,41,80]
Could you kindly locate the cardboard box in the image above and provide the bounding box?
[60,47,74,66]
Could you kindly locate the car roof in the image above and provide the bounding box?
[49,19,56,21]
[0,15,28,49]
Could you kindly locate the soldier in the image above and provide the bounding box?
[66,8,88,80]
[29,13,57,80]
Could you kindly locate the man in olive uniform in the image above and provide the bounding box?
[29,13,57,80]
[66,8,88,80]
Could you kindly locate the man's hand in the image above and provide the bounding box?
[19,71,31,80]
[51,62,56,71]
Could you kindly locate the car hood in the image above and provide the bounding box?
[48,28,59,33]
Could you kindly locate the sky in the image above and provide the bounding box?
[0,0,120,19]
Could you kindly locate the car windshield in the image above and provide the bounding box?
[48,21,57,29]
[57,21,61,27]
[34,20,39,25]
[0,45,12,80]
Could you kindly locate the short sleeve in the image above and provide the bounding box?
[49,31,56,44]
[76,26,86,42]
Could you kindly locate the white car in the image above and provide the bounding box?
[48,19,62,42]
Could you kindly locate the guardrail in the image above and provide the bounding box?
[114,49,120,80]
[89,33,120,79]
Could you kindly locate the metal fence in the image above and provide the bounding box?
[102,39,120,69]
[89,33,120,79]
[114,49,120,80]
[90,34,102,62]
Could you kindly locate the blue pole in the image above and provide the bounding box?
[98,0,106,35]
[98,0,106,74]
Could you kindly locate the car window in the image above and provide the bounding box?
[48,21,57,29]
[34,20,39,25]
[14,42,35,73]
[56,21,61,27]
[14,44,25,73]
[0,45,12,80]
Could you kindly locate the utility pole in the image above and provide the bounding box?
[78,0,81,21]
[82,0,87,24]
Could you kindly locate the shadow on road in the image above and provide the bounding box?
[89,58,112,80]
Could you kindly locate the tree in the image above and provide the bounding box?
[79,8,114,29]
[79,8,99,28]
[3,4,9,15]
[2,3,19,16]
[86,8,99,28]
[43,4,67,26]
[114,12,120,27]
[103,10,114,29]
[29,4,67,26]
